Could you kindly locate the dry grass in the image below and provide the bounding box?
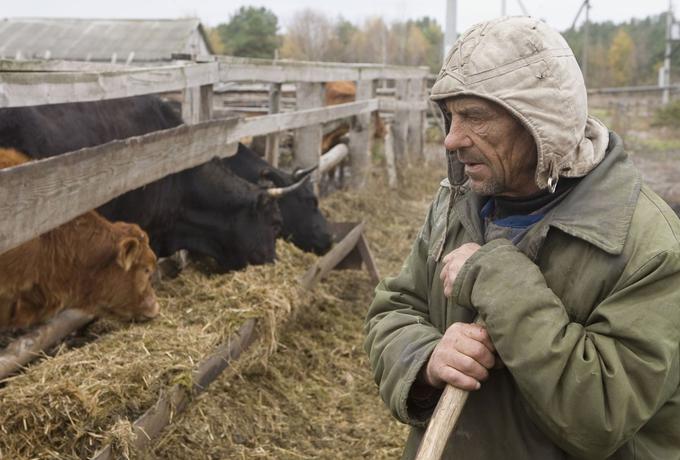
[0,149,446,459]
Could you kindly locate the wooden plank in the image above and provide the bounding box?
[348,79,375,188]
[294,82,324,195]
[0,62,219,108]
[392,79,410,163]
[0,59,136,73]
[357,233,381,285]
[407,78,426,158]
[0,100,379,253]
[265,83,282,167]
[379,99,428,112]
[319,144,349,175]
[0,309,95,381]
[384,123,398,189]
[181,86,201,124]
[235,100,378,139]
[200,84,214,122]
[299,222,365,290]
[91,319,258,460]
[218,56,429,83]
[0,120,239,255]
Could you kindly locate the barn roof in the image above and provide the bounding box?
[0,17,214,63]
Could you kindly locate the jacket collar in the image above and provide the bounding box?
[450,132,641,259]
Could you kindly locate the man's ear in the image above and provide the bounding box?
[116,237,140,271]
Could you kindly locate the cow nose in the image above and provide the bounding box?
[145,300,160,319]
[140,293,160,319]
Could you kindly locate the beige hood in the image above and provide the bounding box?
[430,16,609,191]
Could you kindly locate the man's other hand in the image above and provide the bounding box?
[424,322,496,391]
[440,242,482,297]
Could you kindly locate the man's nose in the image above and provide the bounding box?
[444,122,473,151]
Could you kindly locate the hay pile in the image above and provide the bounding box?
[0,241,315,459]
[148,153,445,459]
[0,147,446,459]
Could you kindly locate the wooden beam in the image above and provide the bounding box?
[348,78,375,188]
[0,309,95,381]
[407,78,426,158]
[91,319,258,460]
[384,123,398,189]
[319,144,349,175]
[378,99,428,112]
[294,82,324,195]
[200,84,214,122]
[0,59,135,73]
[265,83,282,167]
[0,120,239,255]
[218,56,429,83]
[393,79,410,163]
[0,62,219,108]
[299,222,365,290]
[357,233,381,285]
[0,100,380,254]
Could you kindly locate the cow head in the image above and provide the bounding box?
[263,167,333,255]
[93,222,159,321]
[173,159,282,272]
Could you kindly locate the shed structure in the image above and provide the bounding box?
[0,17,213,64]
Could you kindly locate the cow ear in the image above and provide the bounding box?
[116,237,141,271]
[259,169,277,182]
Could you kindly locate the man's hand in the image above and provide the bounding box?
[440,242,481,297]
[424,322,496,391]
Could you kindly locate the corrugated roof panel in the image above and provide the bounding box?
[0,18,211,62]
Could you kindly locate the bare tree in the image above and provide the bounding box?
[281,9,335,61]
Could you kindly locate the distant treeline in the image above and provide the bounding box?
[208,7,673,87]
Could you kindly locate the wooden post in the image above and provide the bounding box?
[393,79,410,163]
[384,122,398,189]
[200,84,214,122]
[348,78,376,188]
[182,84,213,125]
[265,83,282,167]
[294,82,324,195]
[407,78,426,158]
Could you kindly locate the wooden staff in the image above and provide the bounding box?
[415,317,485,460]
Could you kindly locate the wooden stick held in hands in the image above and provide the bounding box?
[415,317,485,460]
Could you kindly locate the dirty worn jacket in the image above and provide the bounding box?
[364,134,680,459]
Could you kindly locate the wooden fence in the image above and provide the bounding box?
[0,56,430,256]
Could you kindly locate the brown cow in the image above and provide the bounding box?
[322,81,387,152]
[0,148,159,329]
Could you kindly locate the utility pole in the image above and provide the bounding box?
[444,0,458,58]
[571,0,591,85]
[663,0,674,105]
[502,0,507,16]
[582,0,590,85]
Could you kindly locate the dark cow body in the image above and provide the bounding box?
[224,143,332,254]
[0,96,281,271]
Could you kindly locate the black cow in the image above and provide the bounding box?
[224,143,333,254]
[0,96,282,271]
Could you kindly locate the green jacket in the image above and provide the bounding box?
[365,134,680,459]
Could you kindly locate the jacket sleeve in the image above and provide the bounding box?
[451,238,680,459]
[364,191,446,427]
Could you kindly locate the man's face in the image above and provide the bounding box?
[444,97,539,198]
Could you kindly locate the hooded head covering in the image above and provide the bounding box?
[430,16,609,191]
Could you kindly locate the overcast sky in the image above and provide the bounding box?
[2,0,675,33]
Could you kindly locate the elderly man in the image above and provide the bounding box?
[364,16,680,459]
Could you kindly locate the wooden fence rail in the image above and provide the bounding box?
[0,57,430,255]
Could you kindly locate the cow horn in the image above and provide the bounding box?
[292,164,318,181]
[266,175,310,198]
